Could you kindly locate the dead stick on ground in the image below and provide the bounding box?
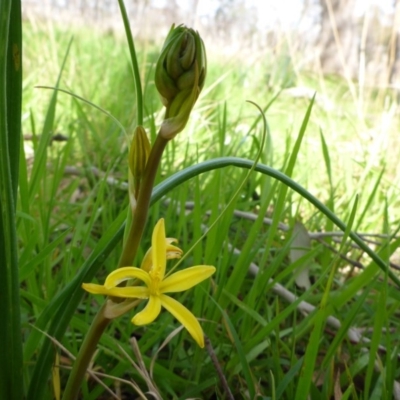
[205,336,235,400]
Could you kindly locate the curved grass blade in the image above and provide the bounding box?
[153,157,400,288]
[35,86,127,136]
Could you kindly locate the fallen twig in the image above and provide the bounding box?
[205,336,235,400]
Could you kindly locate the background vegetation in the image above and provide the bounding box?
[4,0,400,398]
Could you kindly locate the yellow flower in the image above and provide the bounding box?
[82,219,215,348]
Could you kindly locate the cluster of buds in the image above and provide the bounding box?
[155,24,207,139]
[128,26,206,208]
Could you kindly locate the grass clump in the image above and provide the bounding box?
[2,5,400,399]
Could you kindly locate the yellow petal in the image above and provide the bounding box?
[82,283,149,299]
[152,219,167,278]
[104,267,151,289]
[140,239,182,272]
[160,266,216,293]
[160,294,205,347]
[165,238,183,260]
[140,247,153,272]
[82,283,110,295]
[166,244,183,261]
[104,286,149,298]
[131,295,162,325]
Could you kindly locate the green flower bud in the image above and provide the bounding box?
[128,126,151,199]
[155,24,207,139]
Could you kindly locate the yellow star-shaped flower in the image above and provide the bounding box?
[82,218,215,347]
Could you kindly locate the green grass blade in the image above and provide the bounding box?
[319,129,335,264]
[28,37,73,202]
[117,0,143,126]
[264,95,315,257]
[219,186,272,309]
[321,283,372,369]
[209,295,256,399]
[276,357,303,399]
[364,200,390,398]
[319,129,332,189]
[355,167,385,230]
[295,195,358,400]
[5,0,22,200]
[364,281,386,398]
[19,229,71,281]
[35,86,127,136]
[0,0,23,398]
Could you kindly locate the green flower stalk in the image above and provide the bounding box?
[155,24,207,139]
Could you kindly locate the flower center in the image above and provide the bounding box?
[148,270,162,296]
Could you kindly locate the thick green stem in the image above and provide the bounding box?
[62,134,169,400]
[118,134,169,267]
[61,303,110,400]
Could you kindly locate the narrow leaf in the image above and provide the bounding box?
[0,0,23,398]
